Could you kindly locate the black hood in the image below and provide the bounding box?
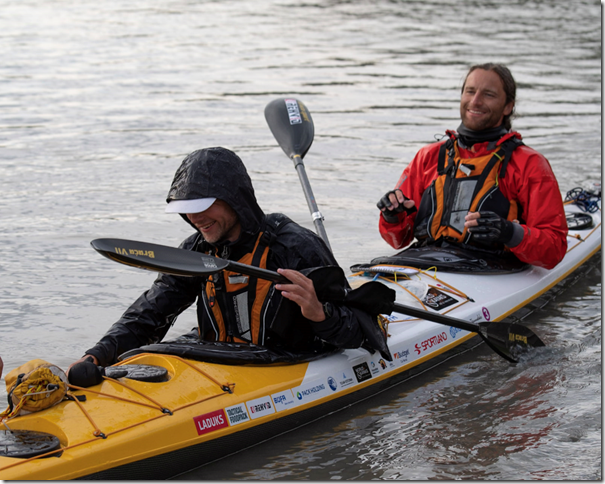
[166,147,265,247]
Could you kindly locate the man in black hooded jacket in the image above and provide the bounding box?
[70,147,382,370]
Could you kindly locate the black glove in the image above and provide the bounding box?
[377,190,416,223]
[68,356,128,387]
[68,357,102,387]
[468,211,515,245]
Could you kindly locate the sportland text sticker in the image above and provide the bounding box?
[193,409,228,436]
[224,403,250,426]
[246,396,275,419]
[414,332,448,355]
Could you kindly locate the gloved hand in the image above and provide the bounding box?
[68,357,103,387]
[68,356,128,387]
[377,190,416,223]
[467,211,518,245]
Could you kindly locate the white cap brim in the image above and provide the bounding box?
[165,197,216,214]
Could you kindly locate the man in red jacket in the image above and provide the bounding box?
[377,63,567,270]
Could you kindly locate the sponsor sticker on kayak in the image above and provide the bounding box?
[272,390,298,412]
[414,332,448,355]
[422,287,458,311]
[393,348,410,364]
[292,379,331,404]
[224,403,250,426]
[468,310,484,324]
[352,362,372,383]
[339,371,355,388]
[369,360,381,376]
[193,409,228,436]
[246,396,275,419]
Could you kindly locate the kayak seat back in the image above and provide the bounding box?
[354,243,530,274]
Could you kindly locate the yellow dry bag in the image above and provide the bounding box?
[1,359,68,419]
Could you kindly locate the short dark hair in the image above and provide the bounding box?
[462,63,517,130]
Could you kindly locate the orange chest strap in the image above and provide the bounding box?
[204,232,273,344]
[427,137,521,242]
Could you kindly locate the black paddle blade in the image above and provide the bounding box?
[479,321,546,363]
[265,98,314,159]
[90,238,229,277]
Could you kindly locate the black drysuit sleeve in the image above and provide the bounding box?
[266,221,366,350]
[85,235,201,367]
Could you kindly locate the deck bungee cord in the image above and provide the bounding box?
[0,355,235,472]
[349,265,474,323]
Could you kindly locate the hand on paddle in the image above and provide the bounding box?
[377,189,416,223]
[276,268,326,322]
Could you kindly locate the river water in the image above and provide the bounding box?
[0,0,601,480]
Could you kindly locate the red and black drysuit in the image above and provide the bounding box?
[86,148,383,367]
[379,130,567,270]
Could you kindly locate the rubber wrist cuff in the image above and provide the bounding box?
[506,222,524,248]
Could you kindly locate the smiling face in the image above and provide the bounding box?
[186,199,241,244]
[460,69,514,131]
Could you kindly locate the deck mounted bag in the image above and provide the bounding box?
[1,359,68,419]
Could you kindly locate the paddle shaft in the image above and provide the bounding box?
[292,154,332,251]
[230,261,493,336]
[228,259,290,284]
[392,302,480,334]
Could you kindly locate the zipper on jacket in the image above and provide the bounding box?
[466,185,501,244]
[200,283,220,341]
